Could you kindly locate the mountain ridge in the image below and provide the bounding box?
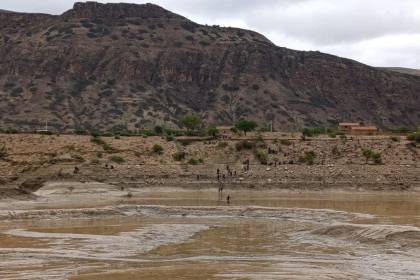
[0,2,419,132]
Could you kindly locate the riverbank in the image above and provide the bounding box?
[0,133,418,199]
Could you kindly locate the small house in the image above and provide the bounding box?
[338,122,361,133]
[217,126,234,139]
[350,126,378,135]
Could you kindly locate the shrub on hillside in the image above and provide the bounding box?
[152,144,163,154]
[110,155,125,164]
[255,149,268,165]
[0,145,7,160]
[217,142,229,149]
[173,152,186,161]
[235,140,256,151]
[362,149,382,164]
[188,158,199,165]
[300,151,316,165]
[407,132,420,143]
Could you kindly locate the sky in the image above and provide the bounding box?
[1,0,420,68]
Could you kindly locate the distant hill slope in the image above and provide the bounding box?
[0,1,419,132]
[379,67,420,77]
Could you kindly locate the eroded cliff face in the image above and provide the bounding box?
[0,2,419,132]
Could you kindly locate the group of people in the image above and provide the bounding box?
[216,164,239,181]
[216,164,238,204]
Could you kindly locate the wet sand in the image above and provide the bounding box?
[1,184,420,279]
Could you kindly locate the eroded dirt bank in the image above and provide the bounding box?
[0,133,419,199]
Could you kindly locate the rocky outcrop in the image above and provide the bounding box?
[63,2,178,19]
[0,2,419,132]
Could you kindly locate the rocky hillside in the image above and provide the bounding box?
[379,67,420,77]
[0,2,420,132]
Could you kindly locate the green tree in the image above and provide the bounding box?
[180,115,201,131]
[235,120,257,136]
[207,125,219,138]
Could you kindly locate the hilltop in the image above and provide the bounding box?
[0,2,420,132]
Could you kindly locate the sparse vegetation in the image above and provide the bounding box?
[0,145,7,160]
[179,139,193,146]
[255,149,268,165]
[152,144,163,154]
[217,142,229,149]
[180,114,201,131]
[407,132,420,143]
[154,126,164,135]
[235,140,256,151]
[207,125,219,138]
[362,149,382,164]
[91,136,113,151]
[173,151,186,161]
[300,151,316,165]
[110,155,125,164]
[188,158,199,165]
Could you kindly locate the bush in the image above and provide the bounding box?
[91,136,113,151]
[0,145,7,159]
[300,151,316,165]
[255,149,268,165]
[1,127,18,134]
[235,140,255,151]
[362,149,382,164]
[154,126,164,135]
[165,135,174,141]
[217,142,229,149]
[328,132,337,138]
[110,155,125,164]
[173,152,186,161]
[152,144,163,154]
[207,125,219,138]
[362,149,374,162]
[372,153,382,164]
[91,136,106,146]
[407,132,420,143]
[188,158,199,165]
[179,139,192,146]
[180,114,201,131]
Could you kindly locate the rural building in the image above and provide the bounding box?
[350,126,378,135]
[338,122,378,135]
[338,122,361,133]
[217,126,234,139]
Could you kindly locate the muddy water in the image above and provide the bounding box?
[1,191,420,280]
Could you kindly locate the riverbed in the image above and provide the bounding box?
[1,184,420,279]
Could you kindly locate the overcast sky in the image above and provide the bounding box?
[2,0,420,68]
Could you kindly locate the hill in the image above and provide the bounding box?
[0,2,420,132]
[379,67,420,77]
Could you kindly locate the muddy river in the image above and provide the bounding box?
[1,187,420,279]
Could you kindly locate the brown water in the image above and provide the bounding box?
[1,191,420,280]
